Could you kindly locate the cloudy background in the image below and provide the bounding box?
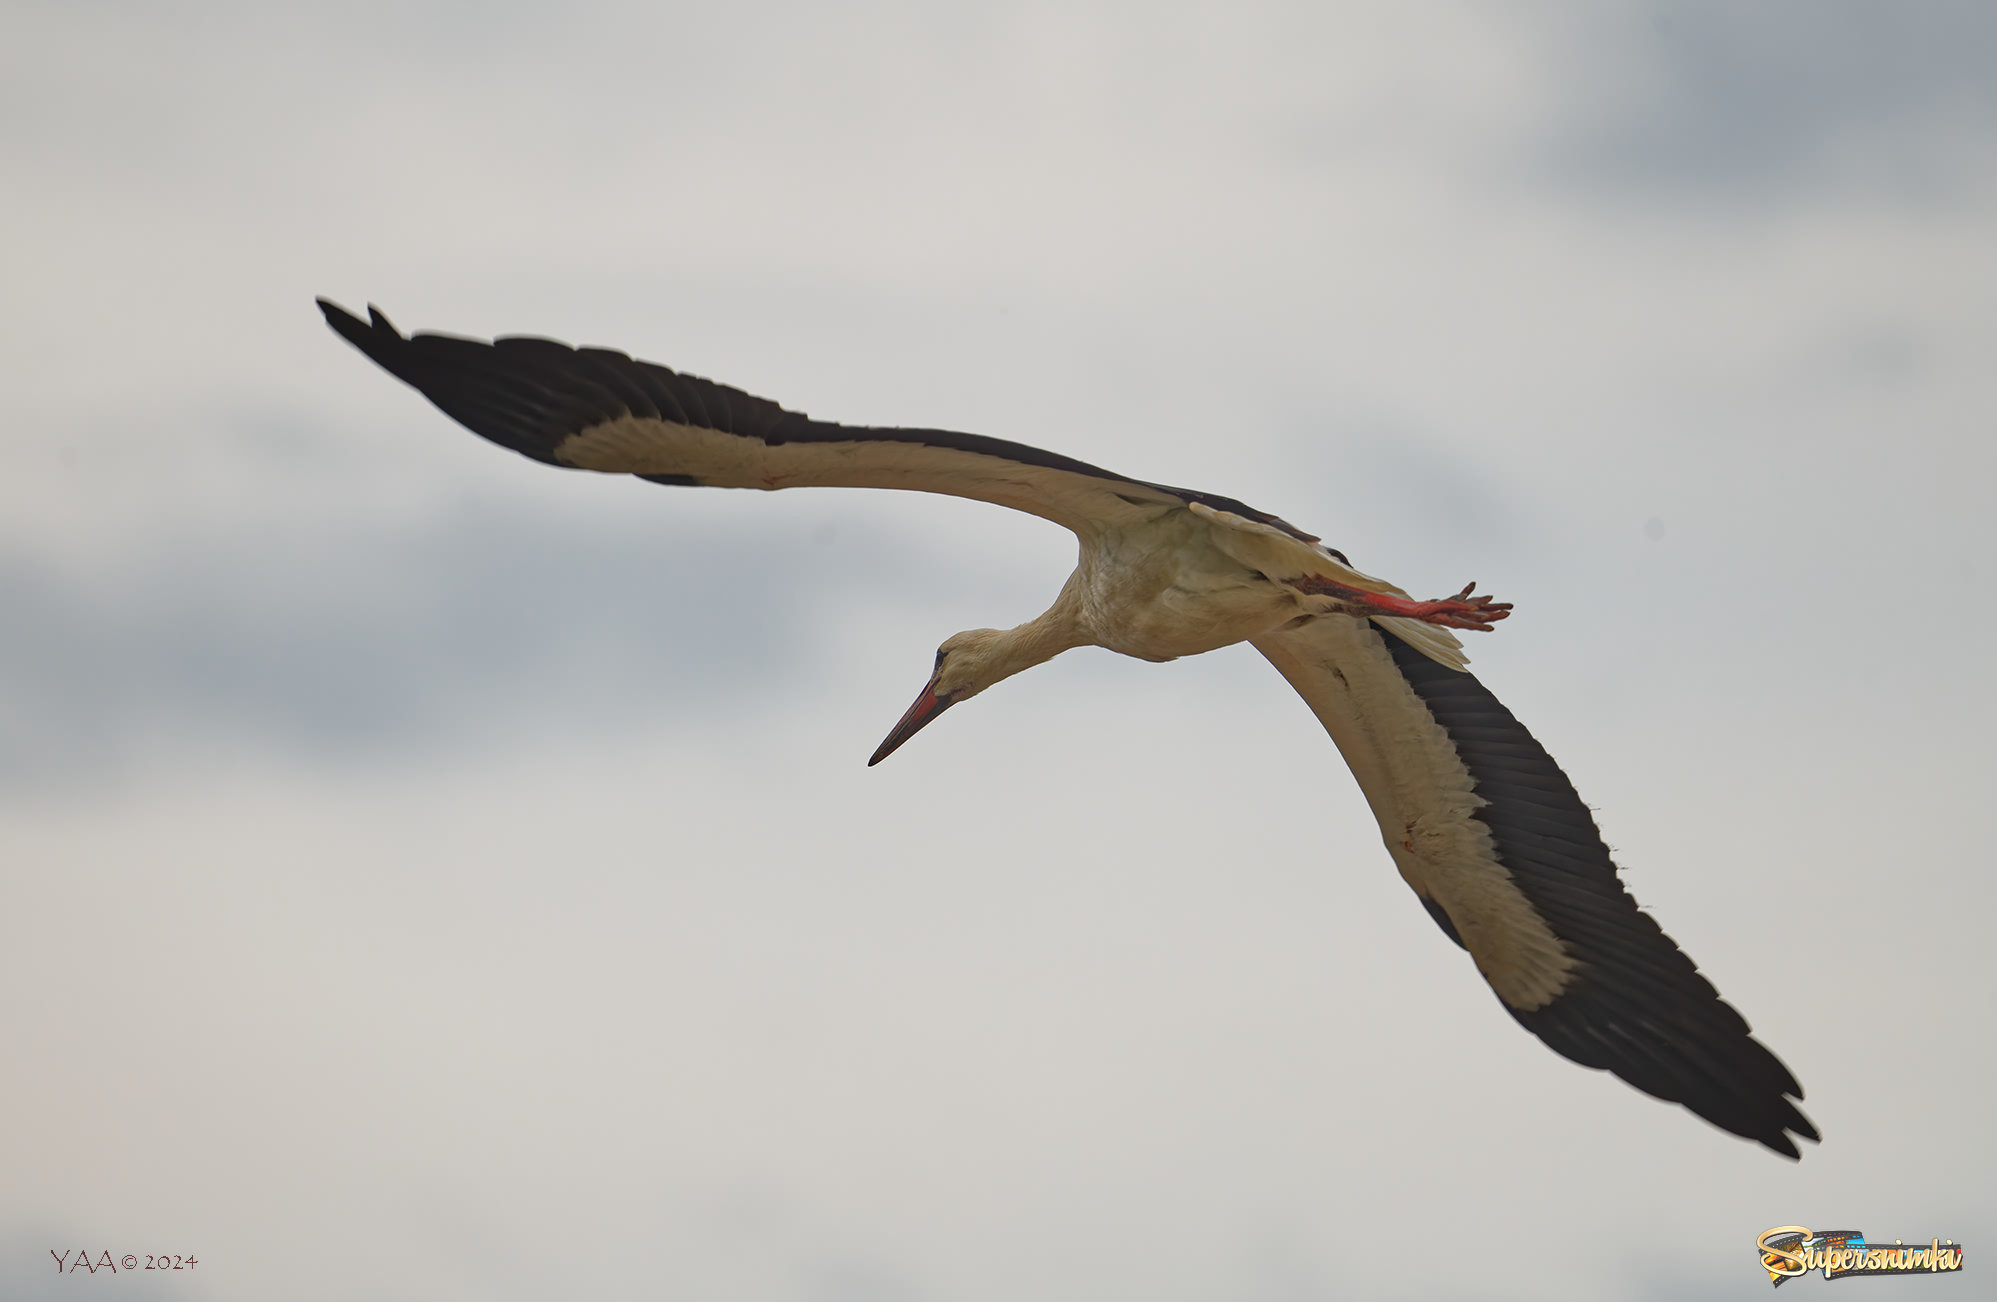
[4,2,1993,1298]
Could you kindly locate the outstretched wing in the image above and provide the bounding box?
[318,299,1315,543]
[1253,616,1817,1157]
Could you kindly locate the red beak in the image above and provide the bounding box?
[868,677,957,766]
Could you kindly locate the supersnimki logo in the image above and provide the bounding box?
[1757,1227,1964,1286]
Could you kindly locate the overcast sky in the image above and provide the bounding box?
[4,3,1993,1299]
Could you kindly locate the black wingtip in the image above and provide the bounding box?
[1751,1101,1817,1160]
[317,296,367,340]
[316,296,400,332]
[1774,1104,1821,1159]
[317,297,414,377]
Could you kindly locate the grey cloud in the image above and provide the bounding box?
[0,475,950,790]
[1540,1,1997,201]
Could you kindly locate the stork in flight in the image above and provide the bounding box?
[319,299,1817,1158]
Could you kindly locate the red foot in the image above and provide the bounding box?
[1296,578,1513,632]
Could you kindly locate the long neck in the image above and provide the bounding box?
[979,574,1096,691]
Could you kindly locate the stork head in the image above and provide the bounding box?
[867,629,1013,766]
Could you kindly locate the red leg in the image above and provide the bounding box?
[1294,577,1512,631]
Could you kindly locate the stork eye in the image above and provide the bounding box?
[933,648,949,671]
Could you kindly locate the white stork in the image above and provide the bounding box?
[319,299,1817,1158]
